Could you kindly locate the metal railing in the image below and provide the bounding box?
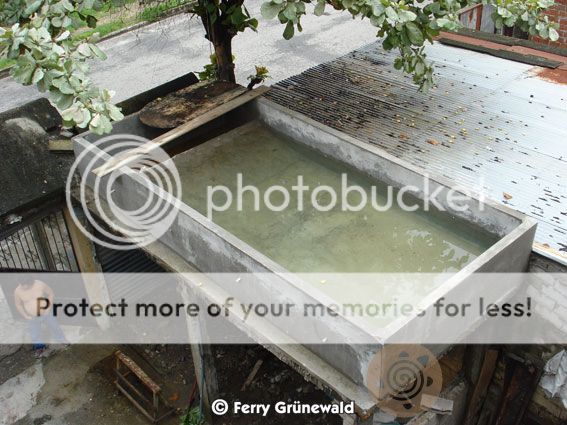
[0,209,79,272]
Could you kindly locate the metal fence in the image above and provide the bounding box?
[0,209,79,272]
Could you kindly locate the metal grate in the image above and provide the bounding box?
[0,209,79,272]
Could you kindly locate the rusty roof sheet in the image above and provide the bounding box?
[267,42,567,259]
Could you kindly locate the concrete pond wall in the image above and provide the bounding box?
[73,98,537,387]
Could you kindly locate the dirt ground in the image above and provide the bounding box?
[213,345,341,425]
[0,343,341,425]
[1,345,163,425]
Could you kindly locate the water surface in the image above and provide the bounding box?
[173,121,498,275]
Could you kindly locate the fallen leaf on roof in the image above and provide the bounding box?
[503,192,513,200]
[427,139,440,146]
[399,133,409,140]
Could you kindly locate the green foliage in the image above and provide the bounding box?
[248,65,270,83]
[0,0,124,134]
[72,18,125,40]
[0,57,15,70]
[260,0,306,37]
[180,407,205,425]
[260,0,559,90]
[197,53,236,81]
[192,0,258,33]
[198,54,218,80]
[490,0,558,39]
[1,0,559,134]
[140,0,189,22]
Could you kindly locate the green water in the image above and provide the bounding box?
[173,121,497,274]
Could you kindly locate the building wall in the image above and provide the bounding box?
[532,0,567,48]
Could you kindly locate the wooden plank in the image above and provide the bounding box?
[139,81,246,128]
[463,348,499,425]
[116,383,158,423]
[63,206,112,329]
[93,85,270,178]
[63,206,101,273]
[116,371,153,404]
[492,355,542,425]
[241,359,264,391]
[437,38,562,68]
[48,139,73,152]
[116,350,162,394]
[421,394,454,415]
[439,345,465,388]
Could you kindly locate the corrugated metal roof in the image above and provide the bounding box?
[267,42,567,256]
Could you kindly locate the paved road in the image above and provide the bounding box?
[0,1,377,113]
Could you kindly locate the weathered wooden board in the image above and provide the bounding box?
[139,80,247,129]
[48,139,74,152]
[93,86,270,177]
[464,348,499,425]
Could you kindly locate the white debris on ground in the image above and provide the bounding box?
[540,349,567,408]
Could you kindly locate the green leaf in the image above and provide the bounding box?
[498,6,512,18]
[51,92,74,109]
[77,43,92,57]
[89,44,107,60]
[31,67,44,84]
[53,77,75,94]
[283,3,297,21]
[86,15,97,28]
[55,30,70,42]
[370,14,385,27]
[398,9,416,23]
[107,105,124,121]
[436,18,451,29]
[89,113,112,134]
[230,7,246,26]
[61,0,74,12]
[405,22,424,45]
[549,27,559,42]
[382,34,395,50]
[424,2,440,14]
[283,21,294,39]
[24,0,42,15]
[77,110,92,128]
[415,61,425,75]
[248,18,259,30]
[261,2,281,20]
[385,6,397,21]
[314,0,326,16]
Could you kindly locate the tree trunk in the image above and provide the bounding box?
[199,3,237,83]
[213,32,236,83]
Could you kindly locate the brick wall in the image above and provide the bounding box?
[531,0,567,48]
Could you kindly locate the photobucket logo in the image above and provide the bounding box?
[206,173,484,219]
[65,134,181,250]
